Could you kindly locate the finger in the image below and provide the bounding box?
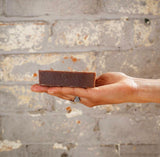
[49,92,94,107]
[31,84,49,93]
[48,93,75,101]
[47,87,91,98]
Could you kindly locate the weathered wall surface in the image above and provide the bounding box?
[0,0,160,156]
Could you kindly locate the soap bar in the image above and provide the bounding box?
[39,70,96,88]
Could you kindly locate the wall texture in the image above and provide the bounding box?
[0,0,160,156]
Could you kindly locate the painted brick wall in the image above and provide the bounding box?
[0,0,160,156]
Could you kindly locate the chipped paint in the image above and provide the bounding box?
[0,23,47,52]
[32,104,44,110]
[54,21,125,47]
[76,120,81,124]
[0,53,95,82]
[18,95,31,106]
[28,113,41,117]
[70,56,79,62]
[0,140,22,152]
[128,64,138,72]
[66,106,72,113]
[65,108,82,118]
[94,104,113,110]
[53,143,67,150]
[106,105,113,113]
[33,73,38,77]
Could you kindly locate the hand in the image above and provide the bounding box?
[31,72,138,107]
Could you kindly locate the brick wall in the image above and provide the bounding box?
[0,0,160,156]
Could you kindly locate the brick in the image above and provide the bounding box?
[95,50,160,78]
[5,0,99,17]
[24,144,119,157]
[0,85,52,112]
[0,144,26,157]
[99,114,160,144]
[1,114,98,144]
[26,144,69,157]
[51,20,132,50]
[0,85,113,115]
[101,0,160,15]
[0,53,95,83]
[3,144,119,157]
[71,145,119,157]
[0,85,88,114]
[109,103,160,117]
[134,19,160,48]
[0,22,48,52]
[1,85,160,119]
[26,144,53,157]
[120,144,159,157]
[0,0,2,16]
[0,144,158,157]
[26,144,72,157]
[93,103,160,120]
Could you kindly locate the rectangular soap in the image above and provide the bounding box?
[39,70,96,88]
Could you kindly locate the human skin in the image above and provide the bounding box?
[31,72,160,107]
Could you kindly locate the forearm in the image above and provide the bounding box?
[132,78,160,103]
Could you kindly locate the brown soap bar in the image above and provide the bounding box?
[39,70,96,88]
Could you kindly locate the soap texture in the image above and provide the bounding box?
[39,70,96,88]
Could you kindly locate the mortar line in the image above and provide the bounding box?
[0,47,152,55]
[0,47,158,56]
[0,142,156,146]
[1,14,160,21]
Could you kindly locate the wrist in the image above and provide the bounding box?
[132,77,160,103]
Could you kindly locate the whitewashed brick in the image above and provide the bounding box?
[51,20,132,50]
[1,114,98,144]
[0,145,26,157]
[120,144,159,157]
[134,19,160,48]
[0,85,53,112]
[5,0,99,17]
[71,145,119,157]
[101,0,160,15]
[0,22,48,52]
[0,53,95,83]
[99,114,160,144]
[95,50,160,78]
